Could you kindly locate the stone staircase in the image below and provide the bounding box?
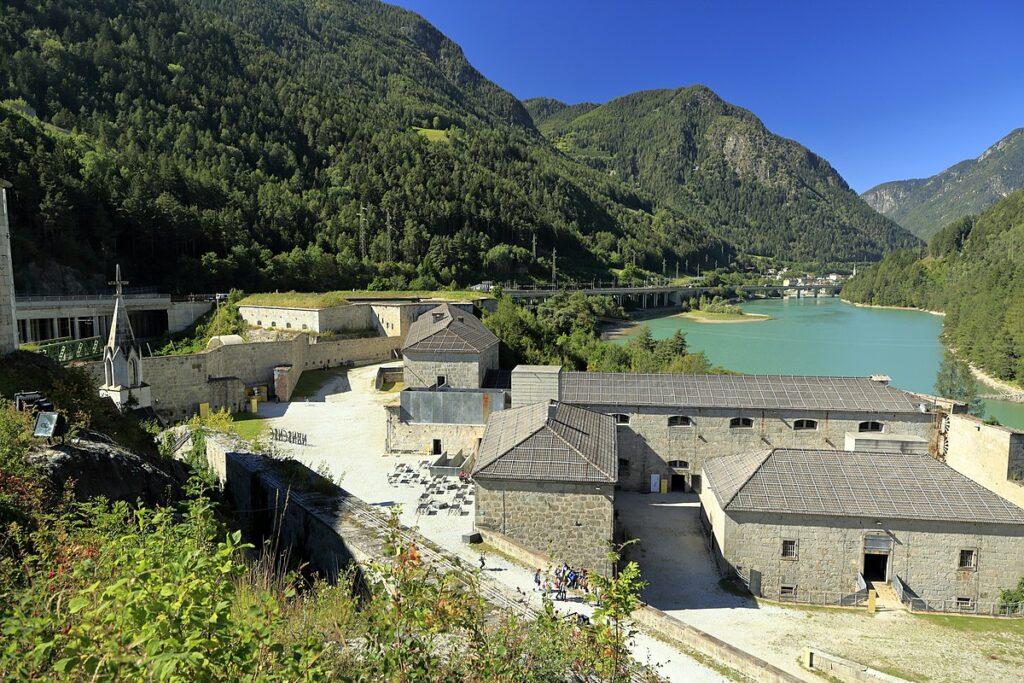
[872,582,907,612]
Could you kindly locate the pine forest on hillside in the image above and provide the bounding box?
[0,0,731,294]
[862,128,1024,240]
[525,88,920,263]
[842,188,1024,386]
[0,0,922,296]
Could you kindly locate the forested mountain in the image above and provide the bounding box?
[842,188,1024,385]
[0,0,732,293]
[862,128,1024,240]
[526,87,920,262]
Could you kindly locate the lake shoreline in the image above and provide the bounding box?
[842,299,946,316]
[600,306,681,340]
[677,311,773,324]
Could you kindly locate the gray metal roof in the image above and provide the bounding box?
[704,448,1024,525]
[560,372,926,413]
[402,303,498,354]
[473,401,617,483]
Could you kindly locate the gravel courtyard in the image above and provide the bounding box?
[617,491,1024,683]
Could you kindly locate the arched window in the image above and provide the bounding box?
[612,413,630,426]
[286,322,292,329]
[667,415,693,427]
[859,420,884,433]
[729,417,753,429]
[793,419,818,431]
[667,459,689,469]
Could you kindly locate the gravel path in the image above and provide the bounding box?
[617,491,1024,683]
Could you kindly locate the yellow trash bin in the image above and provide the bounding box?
[660,478,669,494]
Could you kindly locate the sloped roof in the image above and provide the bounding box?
[704,448,1024,525]
[473,401,616,483]
[106,270,137,351]
[402,303,498,354]
[561,372,926,413]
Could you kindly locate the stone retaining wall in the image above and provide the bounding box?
[801,648,906,683]
[81,334,400,420]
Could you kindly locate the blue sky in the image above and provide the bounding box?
[391,1,1024,193]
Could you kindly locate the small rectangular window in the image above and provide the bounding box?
[958,549,977,570]
[613,413,630,426]
[782,539,798,559]
[618,458,630,476]
[955,596,975,611]
[780,585,797,597]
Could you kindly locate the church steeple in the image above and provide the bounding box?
[106,264,135,350]
[98,265,152,411]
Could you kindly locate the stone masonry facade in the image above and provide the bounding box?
[475,479,615,576]
[602,405,936,491]
[702,500,1024,605]
[385,404,485,456]
[945,412,1024,509]
[403,344,499,390]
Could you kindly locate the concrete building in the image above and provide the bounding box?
[401,303,499,390]
[15,292,210,344]
[513,368,940,492]
[0,180,17,354]
[700,448,1024,609]
[97,266,152,412]
[473,400,617,575]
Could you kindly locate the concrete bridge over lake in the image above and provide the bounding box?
[503,281,843,308]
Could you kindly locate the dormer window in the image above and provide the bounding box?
[667,415,693,427]
[729,417,753,429]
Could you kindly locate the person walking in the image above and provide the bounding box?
[479,555,486,571]
[534,568,542,591]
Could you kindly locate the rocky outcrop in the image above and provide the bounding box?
[28,432,189,506]
[862,128,1024,239]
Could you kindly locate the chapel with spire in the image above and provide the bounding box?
[98,265,152,411]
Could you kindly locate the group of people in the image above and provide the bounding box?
[533,562,592,602]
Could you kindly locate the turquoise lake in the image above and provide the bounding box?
[617,296,1024,429]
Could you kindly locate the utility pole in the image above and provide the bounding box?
[675,261,679,280]
[551,247,557,286]
[385,209,394,262]
[358,204,368,260]
[532,233,537,259]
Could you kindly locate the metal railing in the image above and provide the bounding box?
[16,287,165,303]
[893,576,1023,617]
[776,588,868,607]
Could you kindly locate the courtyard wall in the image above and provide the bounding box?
[81,334,400,420]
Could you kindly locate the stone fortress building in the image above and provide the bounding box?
[386,303,507,458]
[473,400,617,574]
[434,313,1024,609]
[513,368,942,493]
[701,448,1024,609]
